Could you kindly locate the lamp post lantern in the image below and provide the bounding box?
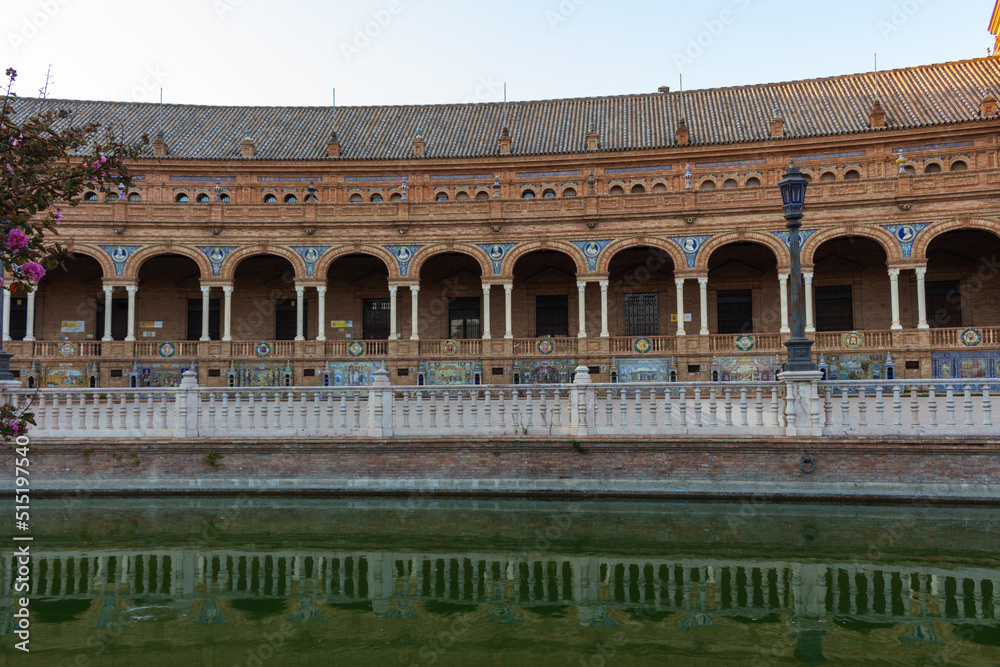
[779,162,816,372]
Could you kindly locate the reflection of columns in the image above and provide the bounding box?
[124,285,137,342]
[803,272,815,334]
[577,281,587,338]
[409,285,420,341]
[222,285,233,341]
[387,286,397,340]
[698,277,709,336]
[200,286,211,341]
[2,287,10,341]
[674,278,686,336]
[915,267,928,329]
[778,273,790,334]
[316,286,327,341]
[482,284,492,339]
[294,285,305,341]
[888,269,902,330]
[23,289,36,341]
[599,280,609,338]
[503,283,513,339]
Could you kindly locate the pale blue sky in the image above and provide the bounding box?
[2,0,995,106]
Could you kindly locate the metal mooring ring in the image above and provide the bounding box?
[800,455,817,474]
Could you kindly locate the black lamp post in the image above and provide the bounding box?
[779,161,816,372]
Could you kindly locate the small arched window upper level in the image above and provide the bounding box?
[264,193,278,203]
[819,172,836,182]
[219,193,231,203]
[844,170,860,180]
[542,189,556,198]
[609,185,625,195]
[924,163,942,173]
[521,189,535,199]
[127,192,141,202]
[196,193,210,203]
[475,190,490,200]
[284,194,298,203]
[722,179,738,189]
[349,193,363,202]
[389,193,402,202]
[630,184,646,194]
[651,182,667,193]
[176,193,190,203]
[745,177,761,187]
[950,160,968,171]
[84,191,99,201]
[700,180,716,190]
[435,192,449,201]
[456,191,470,201]
[902,165,916,175]
[370,193,383,203]
[563,187,577,197]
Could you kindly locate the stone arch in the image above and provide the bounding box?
[123,244,212,281]
[910,218,1000,262]
[502,240,588,278]
[63,242,115,279]
[695,232,789,272]
[596,236,686,274]
[219,244,308,281]
[802,226,900,266]
[407,243,492,278]
[314,244,399,279]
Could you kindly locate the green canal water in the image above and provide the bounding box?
[3,497,1000,666]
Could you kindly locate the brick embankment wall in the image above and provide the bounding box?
[8,436,1000,503]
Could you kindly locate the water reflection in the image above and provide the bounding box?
[2,498,999,665]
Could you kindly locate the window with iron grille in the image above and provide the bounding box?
[187,298,221,340]
[449,297,481,339]
[362,298,390,340]
[716,289,753,334]
[925,280,962,329]
[275,298,308,340]
[814,285,853,332]
[535,295,569,337]
[624,293,659,336]
[95,297,128,341]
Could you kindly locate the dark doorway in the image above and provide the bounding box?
[815,285,853,332]
[536,295,569,337]
[187,298,221,340]
[624,293,659,336]
[362,298,390,340]
[275,298,308,340]
[925,280,962,328]
[716,289,753,334]
[96,298,128,341]
[8,295,28,340]
[449,297,481,339]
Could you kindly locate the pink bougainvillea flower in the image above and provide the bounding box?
[17,261,45,283]
[100,155,107,163]
[5,228,28,250]
[54,209,63,223]
[9,423,21,436]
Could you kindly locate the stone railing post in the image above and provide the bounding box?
[780,370,823,437]
[178,369,200,438]
[570,365,593,436]
[367,366,393,437]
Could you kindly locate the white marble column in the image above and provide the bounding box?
[482,284,492,340]
[124,285,137,342]
[101,285,114,341]
[778,273,790,334]
[888,268,902,330]
[503,283,514,339]
[915,267,928,329]
[599,280,609,338]
[200,286,211,341]
[803,272,815,334]
[674,278,686,336]
[388,286,398,340]
[294,285,305,341]
[222,285,233,341]
[409,285,420,341]
[23,289,36,341]
[576,281,587,338]
[698,277,709,336]
[316,286,327,341]
[2,288,10,341]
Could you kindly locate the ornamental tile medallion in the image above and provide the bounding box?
[158,342,176,358]
[290,246,330,277]
[771,229,817,250]
[58,342,76,358]
[734,334,755,352]
[196,246,237,277]
[880,223,930,258]
[842,331,865,349]
[254,341,273,358]
[347,341,365,357]
[99,245,140,276]
[571,240,612,272]
[477,243,517,274]
[668,235,713,268]
[633,336,652,354]
[383,245,423,276]
[537,338,555,355]
[441,339,459,356]
[960,327,983,347]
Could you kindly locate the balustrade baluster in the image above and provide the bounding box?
[605,388,614,427]
[824,387,833,425]
[497,389,506,429]
[738,387,748,427]
[754,387,764,427]
[233,393,242,429]
[429,393,439,429]
[103,394,113,430]
[300,392,309,431]
[247,393,257,430]
[77,393,87,430]
[946,386,957,427]
[707,388,717,427]
[875,386,885,426]
[983,388,993,427]
[841,388,851,427]
[693,388,703,428]
[159,393,169,430]
[770,386,780,427]
[525,389,535,428]
[470,391,479,428]
[551,393,561,428]
[964,385,975,427]
[634,389,643,427]
[442,393,451,429]
[858,389,868,426]
[338,393,347,428]
[325,391,334,429]
[618,388,628,427]
[678,388,688,427]
[649,388,658,427]
[724,387,733,426]
[456,391,465,429]
[892,385,902,426]
[402,393,410,428]
[352,393,361,429]
[482,390,491,427]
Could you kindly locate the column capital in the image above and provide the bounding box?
[103,284,115,294]
[222,285,234,295]
[887,268,901,279]
[803,272,814,281]
[576,281,587,290]
[482,283,492,294]
[674,277,686,287]
[914,266,927,277]
[503,282,513,294]
[294,285,305,294]
[388,285,398,295]
[125,285,138,295]
[200,285,211,295]
[599,280,608,289]
[777,272,789,282]
[409,284,420,294]
[315,285,327,294]
[697,276,709,286]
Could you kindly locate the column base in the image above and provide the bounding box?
[917,323,929,329]
[317,336,327,342]
[222,336,232,342]
[294,336,305,342]
[102,336,113,342]
[676,330,686,336]
[199,336,210,342]
[600,332,609,338]
[125,336,136,342]
[577,332,587,338]
[482,334,492,340]
[780,326,791,334]
[23,336,35,342]
[699,328,709,336]
[504,333,513,339]
[890,324,903,331]
[410,335,419,341]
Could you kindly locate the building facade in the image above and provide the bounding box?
[7,57,1000,389]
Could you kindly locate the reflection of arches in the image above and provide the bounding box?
[314,244,399,279]
[407,243,491,278]
[64,243,115,278]
[124,244,212,280]
[910,218,1000,261]
[801,227,900,266]
[596,236,684,274]
[695,232,787,272]
[219,244,308,281]
[503,240,588,277]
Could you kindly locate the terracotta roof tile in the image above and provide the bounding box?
[9,58,1000,161]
